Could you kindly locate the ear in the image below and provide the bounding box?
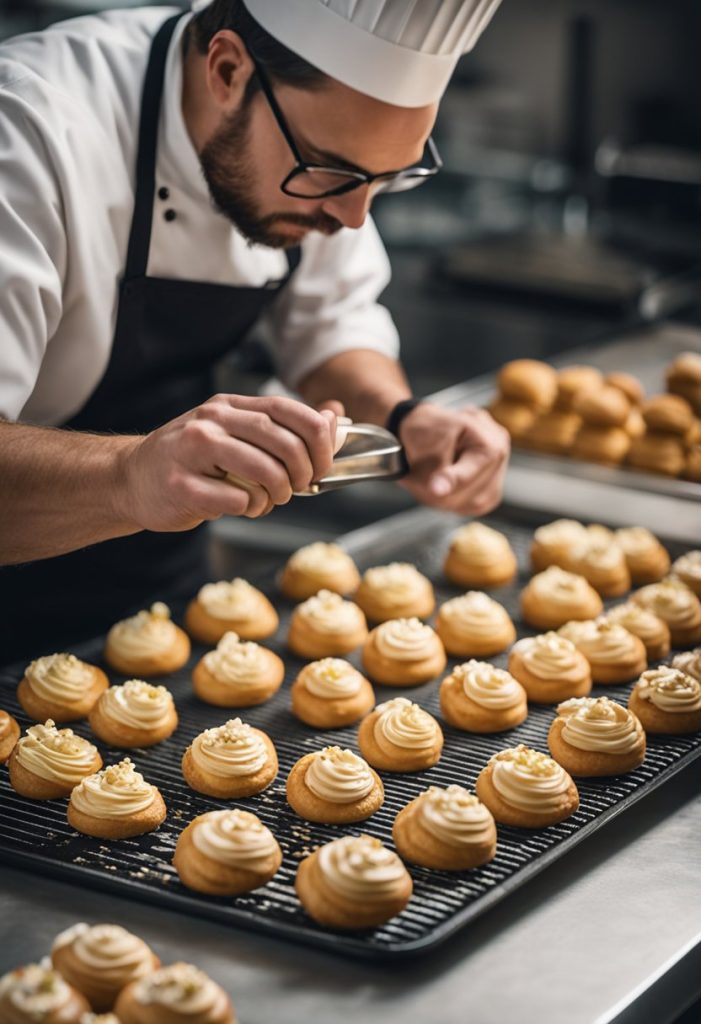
[205,30,256,113]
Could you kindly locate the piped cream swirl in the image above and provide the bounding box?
[107,602,177,659]
[606,603,668,644]
[634,579,701,627]
[317,835,407,902]
[70,759,156,818]
[615,527,662,558]
[451,661,524,709]
[491,745,570,812]
[450,522,512,564]
[557,697,642,754]
[0,963,72,1016]
[296,590,365,634]
[513,632,583,679]
[374,698,438,751]
[559,619,640,662]
[439,592,511,631]
[203,632,268,685]
[533,519,587,549]
[24,653,95,704]
[52,923,153,981]
[99,680,174,730]
[418,785,494,847]
[304,747,375,803]
[288,542,356,575]
[362,563,429,600]
[132,963,229,1016]
[197,578,260,621]
[302,659,363,699]
[528,566,594,604]
[191,809,278,868]
[15,720,98,785]
[672,649,701,683]
[637,667,701,713]
[374,618,439,661]
[191,719,268,778]
[671,551,701,585]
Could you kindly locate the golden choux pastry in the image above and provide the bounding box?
[439,660,528,732]
[570,424,630,465]
[185,578,278,644]
[287,590,368,658]
[173,808,282,896]
[496,358,558,409]
[358,697,443,772]
[623,407,645,439]
[67,758,166,840]
[671,551,701,596]
[627,433,686,477]
[354,562,435,623]
[573,385,630,427]
[435,591,516,658]
[548,697,646,777]
[604,602,671,661]
[530,519,588,572]
[115,962,235,1024]
[80,1015,120,1023]
[290,658,374,728]
[628,666,701,734]
[508,633,591,704]
[519,410,581,455]
[182,718,277,799]
[0,709,20,763]
[89,680,177,748]
[605,371,644,406]
[192,631,284,708]
[555,365,603,410]
[8,720,102,800]
[0,962,91,1024]
[487,396,536,439]
[295,834,412,930]
[666,351,701,415]
[686,445,701,482]
[642,394,694,435]
[51,924,159,1013]
[632,578,701,647]
[393,784,497,870]
[475,744,579,828]
[567,533,631,598]
[104,603,190,678]
[17,653,108,724]
[520,566,603,631]
[614,527,670,585]
[286,746,384,824]
[362,617,446,686]
[443,521,518,589]
[558,619,647,684]
[279,541,360,601]
[672,648,701,683]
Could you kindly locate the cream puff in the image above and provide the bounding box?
[628,433,686,477]
[605,371,644,406]
[8,720,102,800]
[614,527,670,585]
[173,808,282,896]
[488,397,537,440]
[629,666,701,734]
[642,394,694,435]
[88,680,178,748]
[666,351,701,415]
[439,660,528,732]
[0,709,20,763]
[570,424,631,465]
[354,562,435,623]
[362,617,446,686]
[519,410,581,455]
[115,963,235,1024]
[530,518,588,572]
[67,758,166,840]
[686,445,701,482]
[520,566,603,631]
[286,746,384,824]
[393,784,497,870]
[182,718,278,799]
[574,385,630,428]
[548,697,646,776]
[558,619,647,684]
[671,551,701,596]
[632,578,701,647]
[192,631,284,708]
[17,653,108,724]
[567,533,631,598]
[290,658,375,729]
[185,578,278,644]
[0,962,91,1024]
[672,648,701,683]
[287,590,368,659]
[104,603,190,678]
[556,365,603,410]
[604,602,671,661]
[475,744,579,828]
[435,591,516,658]
[279,542,361,601]
[497,358,558,409]
[51,924,159,1013]
[443,522,518,588]
[358,697,443,772]
[508,633,592,704]
[295,834,412,930]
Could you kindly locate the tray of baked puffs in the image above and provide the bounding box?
[1,507,700,958]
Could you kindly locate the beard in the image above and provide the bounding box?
[199,100,343,249]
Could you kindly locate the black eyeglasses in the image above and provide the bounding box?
[250,54,443,200]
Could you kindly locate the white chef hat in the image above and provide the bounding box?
[191,0,502,107]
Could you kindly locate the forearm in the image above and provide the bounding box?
[0,421,141,565]
[297,350,412,425]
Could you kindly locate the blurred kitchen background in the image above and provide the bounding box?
[1,0,700,563]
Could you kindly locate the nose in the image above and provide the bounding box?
[321,186,372,230]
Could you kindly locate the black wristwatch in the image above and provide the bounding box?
[385,397,422,440]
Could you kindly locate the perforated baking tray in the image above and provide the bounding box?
[1,507,699,959]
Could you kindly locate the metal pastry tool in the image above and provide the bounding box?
[294,422,409,496]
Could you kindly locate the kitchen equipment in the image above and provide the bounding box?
[295,423,408,496]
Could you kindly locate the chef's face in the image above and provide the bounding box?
[198,32,437,249]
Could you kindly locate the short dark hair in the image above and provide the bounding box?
[191,0,328,89]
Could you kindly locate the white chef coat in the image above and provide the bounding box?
[0,6,399,426]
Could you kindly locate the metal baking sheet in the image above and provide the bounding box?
[1,507,699,959]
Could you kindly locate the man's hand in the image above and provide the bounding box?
[121,394,337,529]
[397,403,510,515]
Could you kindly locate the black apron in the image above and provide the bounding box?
[1,14,300,665]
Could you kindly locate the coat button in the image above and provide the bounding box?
[158,186,170,200]
[164,209,177,222]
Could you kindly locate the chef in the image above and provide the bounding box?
[0,0,507,662]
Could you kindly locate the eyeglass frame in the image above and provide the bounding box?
[248,51,443,200]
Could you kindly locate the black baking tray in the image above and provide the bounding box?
[1,507,699,959]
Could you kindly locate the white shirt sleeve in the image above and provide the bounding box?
[0,87,66,421]
[263,213,400,390]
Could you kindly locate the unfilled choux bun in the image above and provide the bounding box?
[488,397,537,439]
[290,658,375,728]
[104,603,190,678]
[497,359,558,409]
[17,653,109,724]
[605,371,645,406]
[393,784,497,870]
[173,809,282,896]
[279,542,360,601]
[573,386,630,427]
[642,394,694,435]
[443,521,518,589]
[185,578,278,644]
[354,562,435,623]
[571,424,631,465]
[519,410,581,455]
[439,661,528,731]
[627,432,685,476]
[286,746,384,824]
[555,366,603,410]
[666,351,701,415]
